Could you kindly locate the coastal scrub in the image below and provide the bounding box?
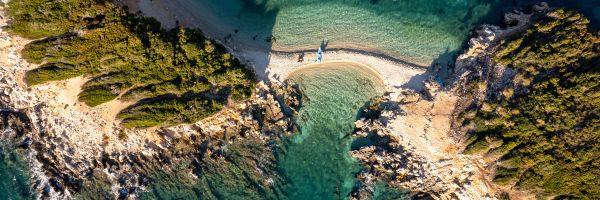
[6,0,255,127]
[464,9,599,198]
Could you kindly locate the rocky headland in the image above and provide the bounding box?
[1,7,303,195]
[0,0,305,198]
[3,1,597,199]
[348,3,552,200]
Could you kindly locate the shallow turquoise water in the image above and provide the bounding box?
[5,1,600,199]
[196,0,600,66]
[0,142,33,200]
[278,64,385,199]
[145,1,600,198]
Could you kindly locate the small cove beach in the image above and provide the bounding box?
[120,0,600,88]
[279,62,387,199]
[115,1,446,198]
[114,0,600,199]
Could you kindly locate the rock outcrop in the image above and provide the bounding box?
[349,4,550,200]
[1,4,301,196]
[350,90,493,200]
[450,3,548,141]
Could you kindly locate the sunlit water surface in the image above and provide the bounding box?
[194,0,600,65]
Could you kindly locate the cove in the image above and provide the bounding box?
[277,62,385,199]
[141,0,600,66]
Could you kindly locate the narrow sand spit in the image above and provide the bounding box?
[265,51,426,90]
[118,0,429,92]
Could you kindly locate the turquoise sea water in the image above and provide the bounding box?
[188,1,600,199]
[4,1,600,199]
[194,0,600,66]
[0,142,33,200]
[278,63,385,199]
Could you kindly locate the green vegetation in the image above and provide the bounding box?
[118,96,224,128]
[7,0,255,127]
[24,63,83,85]
[6,0,109,39]
[464,9,599,198]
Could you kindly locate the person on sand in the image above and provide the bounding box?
[298,53,304,62]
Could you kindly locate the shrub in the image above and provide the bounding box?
[8,0,255,127]
[465,9,600,198]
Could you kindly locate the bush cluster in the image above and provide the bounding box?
[7,0,255,127]
[464,9,599,198]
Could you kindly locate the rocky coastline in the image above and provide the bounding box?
[348,3,551,200]
[0,1,304,198]
[1,66,302,199]
[0,1,562,200]
[1,10,303,196]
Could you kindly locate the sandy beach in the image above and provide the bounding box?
[266,51,426,90]
[119,0,430,92]
[286,61,386,87]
